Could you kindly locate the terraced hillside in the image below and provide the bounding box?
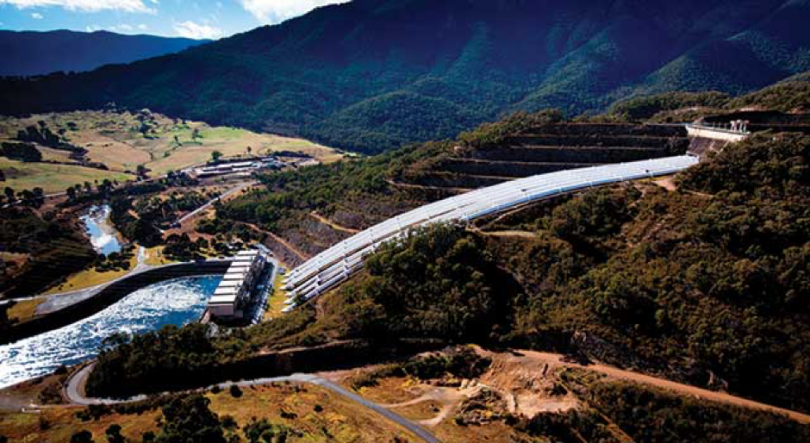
[217,118,690,266]
[400,124,688,190]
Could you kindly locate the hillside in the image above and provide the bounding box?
[0,110,340,182]
[210,74,810,265]
[0,30,207,77]
[215,111,693,264]
[85,130,810,427]
[1,0,809,153]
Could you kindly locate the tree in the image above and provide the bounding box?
[100,179,113,195]
[0,141,42,162]
[211,150,223,162]
[137,165,148,179]
[70,430,94,443]
[191,128,201,142]
[105,424,125,443]
[84,181,93,194]
[32,187,44,207]
[4,187,15,202]
[157,394,226,443]
[20,189,38,208]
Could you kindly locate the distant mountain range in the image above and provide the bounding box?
[0,30,208,76]
[0,0,808,153]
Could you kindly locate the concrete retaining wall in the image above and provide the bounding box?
[0,261,231,345]
[686,125,748,142]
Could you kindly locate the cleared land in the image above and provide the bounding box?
[0,158,133,194]
[0,110,342,189]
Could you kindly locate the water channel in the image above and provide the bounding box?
[0,276,221,389]
[81,205,123,255]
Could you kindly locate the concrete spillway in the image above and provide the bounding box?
[283,155,699,309]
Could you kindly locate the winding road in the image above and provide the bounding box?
[65,364,440,443]
[63,346,810,443]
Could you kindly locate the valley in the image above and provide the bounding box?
[0,109,341,193]
[2,0,809,153]
[1,2,809,441]
[3,97,808,442]
[2,91,809,440]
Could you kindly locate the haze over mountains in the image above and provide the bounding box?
[0,30,208,77]
[0,0,808,153]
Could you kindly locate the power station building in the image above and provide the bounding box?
[208,250,265,320]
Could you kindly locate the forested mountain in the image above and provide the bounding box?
[0,30,208,76]
[1,0,808,153]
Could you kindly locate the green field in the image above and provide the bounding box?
[0,111,342,179]
[0,158,135,194]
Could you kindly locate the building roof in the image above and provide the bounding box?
[210,295,237,304]
[217,280,242,289]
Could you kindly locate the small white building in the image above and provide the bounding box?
[207,249,266,321]
[194,158,282,178]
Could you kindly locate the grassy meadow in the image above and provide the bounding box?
[0,158,134,194]
[0,110,341,190]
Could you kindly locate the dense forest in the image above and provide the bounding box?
[1,0,808,153]
[608,71,810,122]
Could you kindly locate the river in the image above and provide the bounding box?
[0,276,221,389]
[81,205,123,255]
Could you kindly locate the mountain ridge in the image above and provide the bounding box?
[0,0,807,153]
[0,29,209,77]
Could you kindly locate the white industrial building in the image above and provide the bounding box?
[208,249,266,320]
[194,158,282,178]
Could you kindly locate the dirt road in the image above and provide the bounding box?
[507,349,810,424]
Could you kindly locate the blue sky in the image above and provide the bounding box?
[0,0,348,39]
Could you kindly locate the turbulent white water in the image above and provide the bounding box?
[0,276,220,389]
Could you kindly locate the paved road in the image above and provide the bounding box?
[65,364,440,443]
[176,181,256,225]
[62,345,810,443]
